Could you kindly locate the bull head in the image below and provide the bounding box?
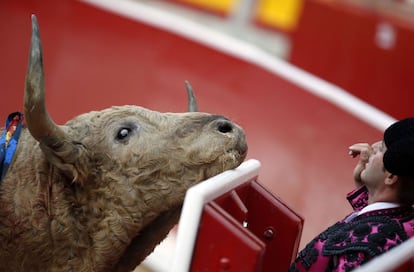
[24,15,202,184]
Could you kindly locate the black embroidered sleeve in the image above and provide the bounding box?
[323,215,407,259]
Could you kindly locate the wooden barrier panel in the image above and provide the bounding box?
[172,159,304,272]
[190,180,304,271]
[190,203,266,271]
[289,0,414,119]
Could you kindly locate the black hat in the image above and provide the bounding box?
[383,117,414,176]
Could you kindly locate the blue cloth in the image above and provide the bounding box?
[0,112,24,183]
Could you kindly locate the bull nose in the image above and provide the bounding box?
[216,119,234,134]
[213,117,248,158]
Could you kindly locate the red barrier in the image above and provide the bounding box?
[170,160,302,271]
[191,203,265,271]
[190,180,303,271]
[289,0,414,119]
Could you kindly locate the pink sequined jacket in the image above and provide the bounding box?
[289,186,414,272]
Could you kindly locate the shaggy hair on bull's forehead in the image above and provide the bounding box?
[65,105,229,146]
[66,106,162,133]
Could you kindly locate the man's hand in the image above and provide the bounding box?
[349,143,373,187]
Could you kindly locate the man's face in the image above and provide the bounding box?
[360,141,389,188]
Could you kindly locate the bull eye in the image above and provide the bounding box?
[115,122,140,142]
[116,128,131,141]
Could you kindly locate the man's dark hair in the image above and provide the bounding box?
[397,175,414,206]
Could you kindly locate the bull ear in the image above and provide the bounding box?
[24,15,89,185]
[185,80,198,112]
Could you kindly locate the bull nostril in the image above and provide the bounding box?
[217,120,233,134]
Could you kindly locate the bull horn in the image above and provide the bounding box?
[185,80,198,112]
[24,15,67,146]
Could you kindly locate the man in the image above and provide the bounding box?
[289,117,414,271]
